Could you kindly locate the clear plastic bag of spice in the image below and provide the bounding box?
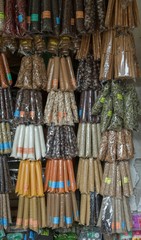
[100,96,113,133]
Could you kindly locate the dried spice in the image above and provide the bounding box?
[41,0,53,33]
[52,0,60,36]
[117,130,127,161]
[4,0,16,36]
[34,35,46,53]
[46,125,78,159]
[92,82,111,115]
[15,0,27,36]
[61,0,72,36]
[30,0,41,33]
[75,0,85,34]
[100,96,113,133]
[18,39,33,56]
[96,0,106,32]
[84,0,95,33]
[0,0,4,32]
[105,131,117,163]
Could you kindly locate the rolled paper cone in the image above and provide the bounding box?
[6,194,12,224]
[23,126,29,160]
[77,124,81,149]
[48,160,54,192]
[28,125,35,160]
[88,158,94,192]
[65,193,73,228]
[40,197,46,228]
[92,124,98,158]
[18,161,26,196]
[94,160,101,194]
[0,123,3,154]
[98,161,103,184]
[82,91,88,122]
[38,125,46,158]
[35,161,44,196]
[15,161,23,193]
[98,132,109,161]
[23,197,29,229]
[71,192,79,222]
[116,199,122,233]
[16,124,25,159]
[30,162,37,197]
[100,163,110,196]
[86,194,90,226]
[61,57,70,91]
[109,163,116,197]
[34,126,41,160]
[47,59,54,92]
[125,161,133,196]
[46,193,51,227]
[79,123,86,157]
[1,122,10,154]
[44,160,51,192]
[50,160,58,193]
[53,193,60,229]
[67,160,76,192]
[52,57,59,90]
[82,160,89,194]
[59,194,65,228]
[63,160,69,192]
[0,55,9,88]
[119,162,130,197]
[16,196,25,228]
[66,56,76,90]
[116,164,122,199]
[86,123,92,158]
[32,197,38,232]
[29,198,33,229]
[50,193,55,228]
[23,161,30,196]
[123,196,132,231]
[1,53,12,85]
[80,194,87,225]
[97,123,101,150]
[76,158,83,189]
[80,159,85,193]
[37,197,41,228]
[60,63,65,91]
[6,122,12,151]
[57,160,64,193]
[69,92,78,123]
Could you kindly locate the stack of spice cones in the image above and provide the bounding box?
[44,53,79,229]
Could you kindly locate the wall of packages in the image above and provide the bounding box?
[0,0,141,239]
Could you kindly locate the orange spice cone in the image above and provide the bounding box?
[67,160,76,192]
[57,160,65,193]
[30,161,37,197]
[64,160,69,192]
[35,161,44,196]
[50,160,58,193]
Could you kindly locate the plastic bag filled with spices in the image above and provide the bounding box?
[41,0,53,33]
[30,0,41,33]
[4,0,16,36]
[15,0,27,36]
[0,0,5,32]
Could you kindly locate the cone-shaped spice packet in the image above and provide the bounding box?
[30,0,41,33]
[16,196,24,228]
[75,0,85,34]
[61,0,72,36]
[4,0,16,36]
[65,193,73,228]
[16,0,27,36]
[52,0,60,36]
[41,0,53,33]
[53,193,60,229]
[1,54,12,86]
[59,194,65,228]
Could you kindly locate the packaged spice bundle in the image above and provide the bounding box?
[0,156,12,193]
[45,56,76,92]
[44,159,77,193]
[0,53,13,88]
[0,122,12,155]
[4,0,16,36]
[0,37,18,54]
[41,0,53,33]
[11,124,46,160]
[76,56,100,91]
[30,0,41,33]
[100,161,133,197]
[15,0,27,36]
[105,0,140,29]
[15,160,44,197]
[16,195,46,232]
[77,123,101,158]
[44,91,78,126]
[77,158,103,194]
[0,88,14,121]
[46,192,79,228]
[79,192,102,226]
[99,129,134,162]
[14,89,44,125]
[0,193,12,229]
[0,0,4,32]
[97,196,132,234]
[15,55,47,90]
[46,125,78,159]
